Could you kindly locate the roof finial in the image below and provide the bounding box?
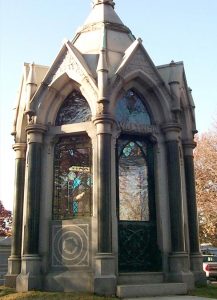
[92,0,115,8]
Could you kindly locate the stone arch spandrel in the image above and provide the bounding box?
[109,70,173,126]
[34,73,97,125]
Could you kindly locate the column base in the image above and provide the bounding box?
[93,253,116,296]
[5,256,21,288]
[16,255,42,292]
[190,253,207,285]
[168,252,194,290]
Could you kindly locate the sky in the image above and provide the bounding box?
[0,0,217,211]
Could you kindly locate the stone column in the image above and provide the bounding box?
[16,124,46,292]
[93,116,116,296]
[5,143,26,287]
[163,124,194,288]
[183,141,206,284]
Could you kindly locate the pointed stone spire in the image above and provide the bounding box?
[92,0,115,8]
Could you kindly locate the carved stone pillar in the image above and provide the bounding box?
[93,116,116,295]
[16,124,46,292]
[163,124,194,288]
[183,141,206,284]
[5,143,26,287]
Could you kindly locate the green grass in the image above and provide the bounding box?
[0,286,118,300]
[1,285,217,299]
[189,284,217,299]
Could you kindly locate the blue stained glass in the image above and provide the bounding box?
[73,201,78,215]
[73,177,81,189]
[123,142,136,157]
[115,90,151,125]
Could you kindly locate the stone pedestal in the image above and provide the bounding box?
[5,256,21,287]
[168,253,194,289]
[190,254,206,285]
[93,254,116,296]
[16,255,42,292]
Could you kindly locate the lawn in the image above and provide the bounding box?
[0,285,217,299]
[0,286,118,300]
[189,284,217,299]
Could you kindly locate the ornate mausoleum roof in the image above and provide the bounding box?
[72,0,135,78]
[12,0,196,140]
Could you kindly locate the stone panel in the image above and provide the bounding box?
[52,224,89,268]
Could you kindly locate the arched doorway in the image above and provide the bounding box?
[115,89,162,272]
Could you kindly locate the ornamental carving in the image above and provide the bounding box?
[52,224,89,267]
[121,49,161,84]
[46,50,98,102]
[49,51,85,84]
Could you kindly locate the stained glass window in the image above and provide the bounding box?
[55,90,91,126]
[118,139,150,221]
[115,89,151,125]
[53,135,92,220]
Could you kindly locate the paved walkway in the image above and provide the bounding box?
[125,297,215,300]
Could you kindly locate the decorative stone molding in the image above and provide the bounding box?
[12,143,27,159]
[26,124,47,144]
[93,0,115,7]
[48,51,83,84]
[120,48,162,85]
[182,140,196,156]
[162,123,181,141]
[93,115,115,135]
[46,50,98,105]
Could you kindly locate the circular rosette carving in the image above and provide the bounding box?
[52,224,89,267]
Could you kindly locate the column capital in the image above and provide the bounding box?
[26,124,47,143]
[161,123,181,141]
[12,143,27,159]
[93,115,115,134]
[182,140,196,156]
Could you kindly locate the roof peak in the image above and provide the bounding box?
[92,0,115,8]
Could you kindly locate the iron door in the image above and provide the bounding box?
[117,137,161,272]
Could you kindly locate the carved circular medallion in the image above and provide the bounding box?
[52,224,89,267]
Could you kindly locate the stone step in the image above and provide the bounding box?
[116,282,187,298]
[118,272,164,285]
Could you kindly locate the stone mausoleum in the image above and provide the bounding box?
[6,0,205,296]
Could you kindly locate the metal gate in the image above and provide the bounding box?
[117,136,162,272]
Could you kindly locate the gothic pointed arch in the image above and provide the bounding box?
[115,88,152,127]
[110,71,173,126]
[55,89,92,125]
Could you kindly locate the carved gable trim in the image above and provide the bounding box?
[116,40,163,86]
[43,42,98,101]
